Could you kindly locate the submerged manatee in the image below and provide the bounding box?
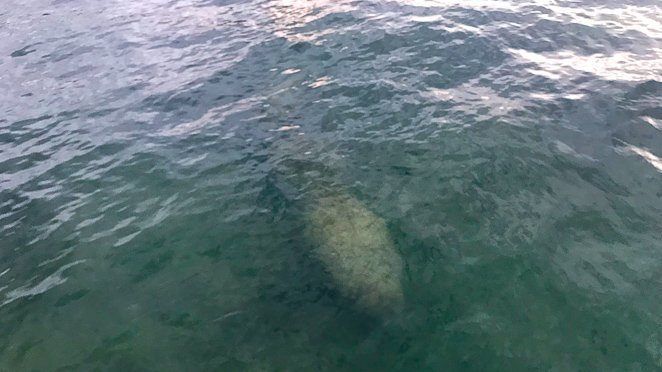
[255,54,405,318]
[307,194,404,318]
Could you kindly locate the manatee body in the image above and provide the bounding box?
[307,194,404,317]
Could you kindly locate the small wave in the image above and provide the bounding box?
[1,260,85,307]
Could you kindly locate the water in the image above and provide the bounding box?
[1,0,661,370]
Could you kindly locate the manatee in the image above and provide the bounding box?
[255,53,405,318]
[307,194,404,318]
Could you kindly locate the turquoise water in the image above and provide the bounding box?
[1,0,661,370]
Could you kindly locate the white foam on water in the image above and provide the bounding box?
[2,260,85,306]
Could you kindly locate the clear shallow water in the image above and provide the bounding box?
[1,0,661,370]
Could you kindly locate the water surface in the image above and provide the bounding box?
[1,0,661,370]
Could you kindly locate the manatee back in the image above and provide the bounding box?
[308,195,405,318]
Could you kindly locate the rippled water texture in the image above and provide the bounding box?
[1,0,661,370]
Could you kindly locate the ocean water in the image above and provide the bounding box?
[1,0,661,370]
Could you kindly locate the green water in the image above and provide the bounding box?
[1,0,661,370]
